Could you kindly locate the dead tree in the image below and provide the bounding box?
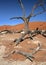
[10,0,46,46]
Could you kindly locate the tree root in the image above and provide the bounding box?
[13,31,33,46]
[12,30,46,46]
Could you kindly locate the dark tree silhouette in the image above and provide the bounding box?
[10,0,46,46]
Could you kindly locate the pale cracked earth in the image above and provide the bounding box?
[0,33,46,65]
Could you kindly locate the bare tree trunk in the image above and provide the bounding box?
[24,22,29,32]
[24,18,29,33]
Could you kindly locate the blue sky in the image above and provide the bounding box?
[0,0,46,26]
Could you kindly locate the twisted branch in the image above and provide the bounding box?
[33,10,46,17]
[10,16,24,21]
[3,43,41,61]
[18,0,25,17]
[27,0,46,19]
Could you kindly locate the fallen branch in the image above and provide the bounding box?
[3,43,41,61]
[31,29,46,37]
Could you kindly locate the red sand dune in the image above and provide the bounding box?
[0,22,46,31]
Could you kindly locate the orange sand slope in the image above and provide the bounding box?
[0,22,46,31]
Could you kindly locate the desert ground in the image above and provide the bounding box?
[0,22,46,65]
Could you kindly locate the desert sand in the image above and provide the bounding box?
[0,22,46,65]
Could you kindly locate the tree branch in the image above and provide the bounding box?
[3,43,41,61]
[10,17,24,21]
[27,3,39,19]
[33,10,46,17]
[31,43,41,55]
[27,0,46,19]
[38,0,46,11]
[18,0,25,17]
